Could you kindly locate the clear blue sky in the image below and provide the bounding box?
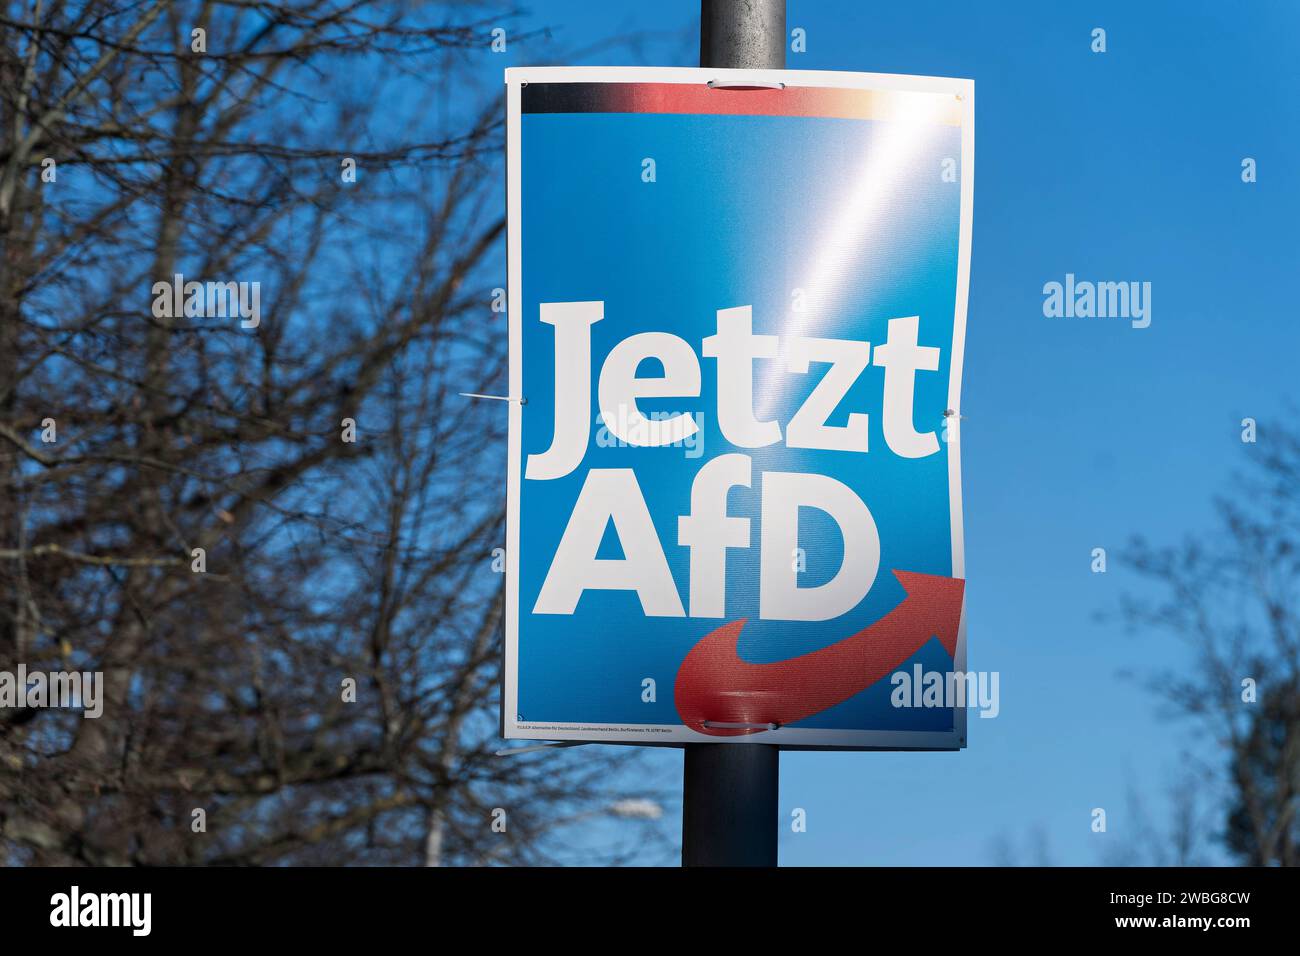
[481,0,1299,864]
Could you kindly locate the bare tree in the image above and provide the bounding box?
[1097,763,1214,867]
[1120,419,1299,866]
[0,0,674,866]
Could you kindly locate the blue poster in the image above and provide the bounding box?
[505,67,973,749]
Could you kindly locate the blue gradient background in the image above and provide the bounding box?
[518,110,962,733]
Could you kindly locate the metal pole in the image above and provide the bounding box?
[683,742,779,866]
[700,0,786,73]
[682,0,785,868]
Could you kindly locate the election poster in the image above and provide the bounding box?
[504,66,973,749]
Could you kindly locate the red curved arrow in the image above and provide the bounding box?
[673,571,964,736]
